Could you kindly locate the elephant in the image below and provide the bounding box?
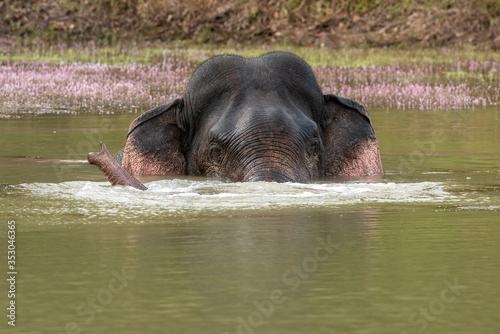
[88,52,383,190]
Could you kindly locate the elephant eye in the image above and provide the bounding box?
[209,142,223,163]
[306,138,319,161]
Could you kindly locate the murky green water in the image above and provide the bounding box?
[1,108,499,333]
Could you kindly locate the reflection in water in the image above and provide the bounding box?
[10,203,499,334]
[13,207,384,333]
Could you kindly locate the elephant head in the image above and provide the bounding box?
[88,52,382,189]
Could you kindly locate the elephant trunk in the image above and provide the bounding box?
[244,172,294,183]
[88,142,147,191]
[241,158,304,183]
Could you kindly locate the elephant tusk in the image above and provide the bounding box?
[88,142,148,191]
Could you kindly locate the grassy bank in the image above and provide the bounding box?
[2,0,500,49]
[3,43,500,67]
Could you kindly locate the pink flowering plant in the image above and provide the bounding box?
[1,46,499,116]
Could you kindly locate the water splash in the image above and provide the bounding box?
[13,180,460,217]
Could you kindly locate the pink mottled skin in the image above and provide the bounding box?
[325,140,383,176]
[87,142,147,190]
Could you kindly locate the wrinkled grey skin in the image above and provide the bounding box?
[89,52,382,189]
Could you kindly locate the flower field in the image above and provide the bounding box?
[1,47,499,115]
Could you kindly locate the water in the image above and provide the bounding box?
[1,108,499,333]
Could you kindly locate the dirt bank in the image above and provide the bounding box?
[1,0,499,49]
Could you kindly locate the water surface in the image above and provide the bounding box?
[0,108,499,333]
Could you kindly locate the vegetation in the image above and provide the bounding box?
[1,45,499,116]
[1,0,500,49]
[2,1,500,116]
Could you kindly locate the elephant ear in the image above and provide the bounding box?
[122,99,187,175]
[322,94,383,176]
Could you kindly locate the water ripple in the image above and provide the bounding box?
[12,180,460,215]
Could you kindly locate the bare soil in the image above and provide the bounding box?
[1,0,499,49]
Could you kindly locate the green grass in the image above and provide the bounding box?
[2,43,500,68]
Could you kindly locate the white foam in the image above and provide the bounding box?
[422,172,453,174]
[59,160,88,163]
[13,179,460,217]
